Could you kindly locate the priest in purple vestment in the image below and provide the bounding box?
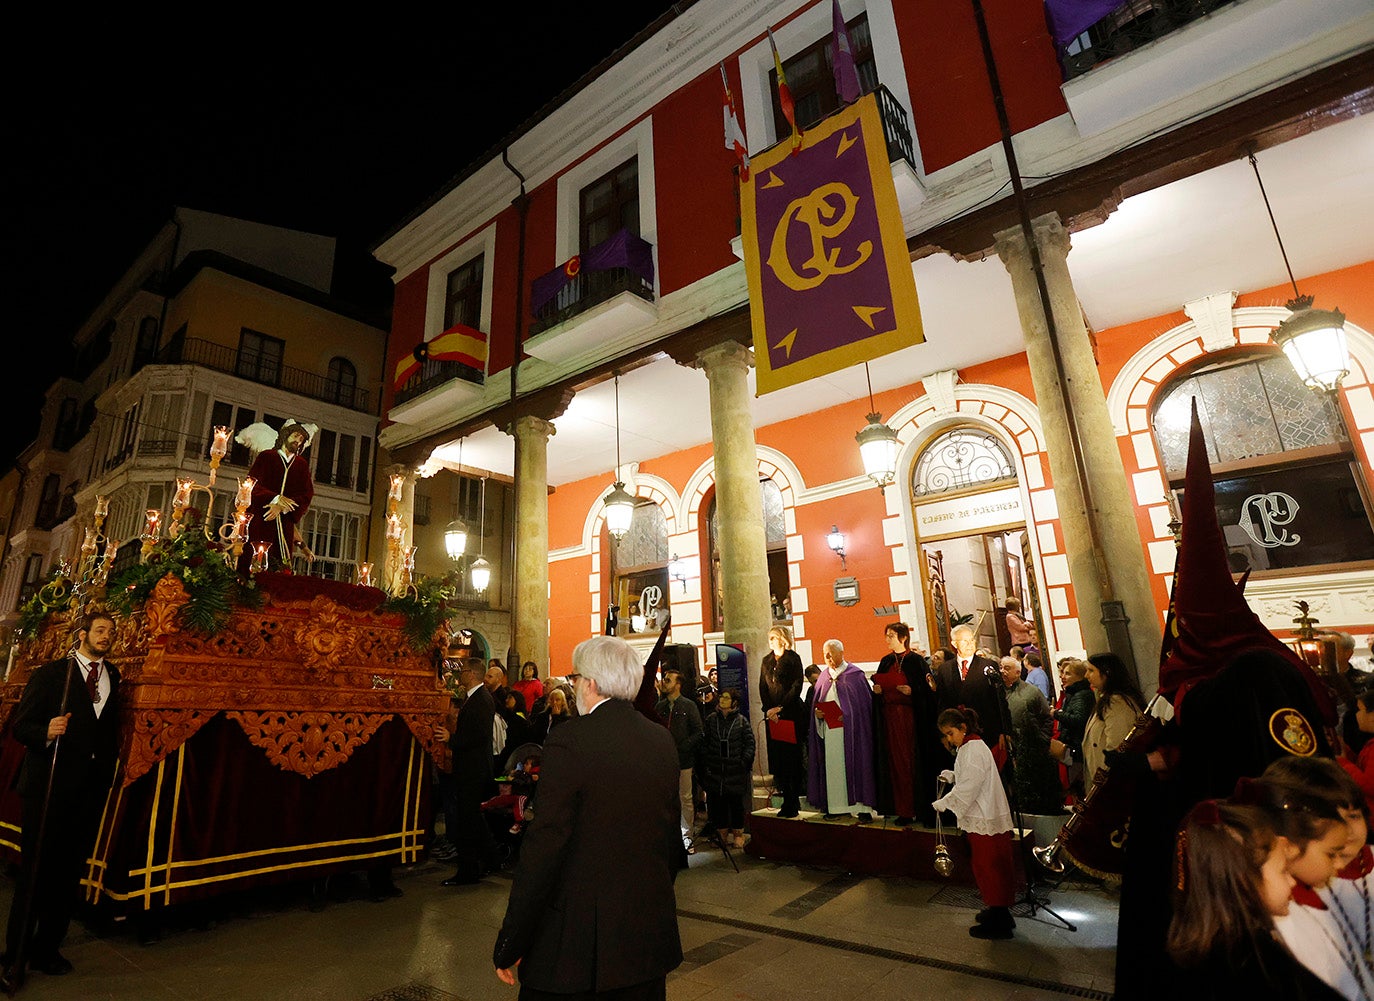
[806,639,877,817]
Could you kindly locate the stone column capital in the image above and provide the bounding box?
[510,414,557,442]
[993,212,1070,273]
[694,339,753,376]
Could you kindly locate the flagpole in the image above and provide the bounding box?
[970,0,1139,685]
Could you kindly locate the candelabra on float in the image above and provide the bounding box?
[141,426,255,568]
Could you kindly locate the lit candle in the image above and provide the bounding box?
[174,478,194,510]
[358,562,373,587]
[210,426,230,461]
[82,527,97,557]
[403,545,418,571]
[389,474,404,501]
[251,543,271,573]
[236,477,255,508]
[386,513,403,541]
[94,495,109,518]
[144,509,162,539]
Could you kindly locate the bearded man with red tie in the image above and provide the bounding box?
[934,624,1006,753]
[3,611,121,980]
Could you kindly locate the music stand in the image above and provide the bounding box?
[985,664,1076,932]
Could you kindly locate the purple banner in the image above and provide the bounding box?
[752,118,891,369]
[530,228,655,315]
[1043,0,1129,47]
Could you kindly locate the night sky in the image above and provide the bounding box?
[4,5,684,468]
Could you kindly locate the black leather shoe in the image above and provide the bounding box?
[822,813,843,820]
[777,810,800,819]
[441,872,482,886]
[32,953,73,975]
[969,923,1014,940]
[893,816,913,827]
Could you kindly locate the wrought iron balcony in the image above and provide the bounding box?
[1059,0,1237,81]
[153,336,373,413]
[393,358,484,407]
[873,84,916,174]
[529,229,656,337]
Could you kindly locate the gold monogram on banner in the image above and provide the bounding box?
[740,92,923,395]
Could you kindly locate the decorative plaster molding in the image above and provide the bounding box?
[1183,291,1238,353]
[1106,307,1374,436]
[921,369,959,416]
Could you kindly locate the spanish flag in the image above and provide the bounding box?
[767,28,803,154]
[394,323,488,390]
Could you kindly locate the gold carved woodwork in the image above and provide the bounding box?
[4,575,452,783]
[123,708,217,785]
[225,711,390,778]
[143,574,191,640]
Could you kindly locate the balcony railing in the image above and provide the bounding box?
[393,358,484,407]
[873,84,917,174]
[1059,0,1238,81]
[529,229,656,337]
[153,337,373,413]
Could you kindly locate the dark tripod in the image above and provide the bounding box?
[985,664,1076,932]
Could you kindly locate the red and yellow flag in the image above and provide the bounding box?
[394,323,488,390]
[767,28,803,154]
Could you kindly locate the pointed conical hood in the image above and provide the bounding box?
[1156,399,1335,725]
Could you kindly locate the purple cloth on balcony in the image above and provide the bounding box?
[530,228,655,315]
[1043,0,1128,47]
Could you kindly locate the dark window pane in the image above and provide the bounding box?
[1201,460,1374,572]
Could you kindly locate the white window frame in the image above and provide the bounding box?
[737,0,915,168]
[553,116,659,296]
[423,225,497,364]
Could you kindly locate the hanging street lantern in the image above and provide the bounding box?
[1271,295,1350,394]
[470,555,492,592]
[856,412,900,492]
[603,481,636,540]
[443,520,468,561]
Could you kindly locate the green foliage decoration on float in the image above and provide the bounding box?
[107,531,263,635]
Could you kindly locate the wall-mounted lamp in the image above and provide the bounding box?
[667,554,688,592]
[826,525,847,571]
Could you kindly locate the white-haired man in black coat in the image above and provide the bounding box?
[493,635,683,1000]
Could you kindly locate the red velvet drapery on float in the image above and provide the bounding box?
[0,572,451,913]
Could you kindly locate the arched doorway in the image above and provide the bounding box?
[910,425,1045,656]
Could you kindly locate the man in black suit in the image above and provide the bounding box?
[935,624,1006,750]
[3,610,121,979]
[494,635,682,1000]
[434,657,496,886]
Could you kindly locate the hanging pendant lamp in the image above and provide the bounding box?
[471,474,491,592]
[855,363,900,492]
[602,372,636,539]
[444,438,468,561]
[1249,151,1350,394]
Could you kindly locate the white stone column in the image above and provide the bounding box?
[694,341,773,750]
[510,415,555,675]
[995,214,1161,690]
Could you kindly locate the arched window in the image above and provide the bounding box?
[609,500,670,636]
[326,357,357,407]
[912,426,1016,497]
[705,478,791,632]
[1151,350,1374,572]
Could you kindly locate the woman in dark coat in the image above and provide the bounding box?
[760,625,806,818]
[528,687,573,744]
[871,622,941,826]
[698,689,755,849]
